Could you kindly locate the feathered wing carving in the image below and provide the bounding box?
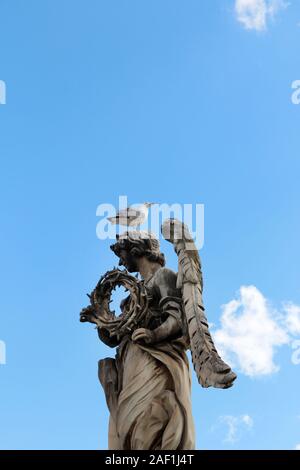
[161,219,237,389]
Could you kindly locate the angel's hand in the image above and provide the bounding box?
[132,328,156,345]
[80,306,100,325]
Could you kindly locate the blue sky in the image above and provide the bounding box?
[0,0,300,450]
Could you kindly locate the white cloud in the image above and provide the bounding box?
[242,414,254,427]
[235,0,288,31]
[295,444,300,450]
[283,303,300,336]
[213,286,290,377]
[220,414,253,443]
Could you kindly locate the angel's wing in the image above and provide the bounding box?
[161,218,237,389]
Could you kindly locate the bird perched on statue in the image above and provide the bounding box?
[107,202,156,227]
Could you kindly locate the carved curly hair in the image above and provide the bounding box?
[110,231,165,267]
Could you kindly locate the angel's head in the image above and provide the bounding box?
[110,230,165,273]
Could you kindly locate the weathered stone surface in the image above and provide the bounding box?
[80,222,236,450]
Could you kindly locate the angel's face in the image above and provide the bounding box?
[118,249,139,273]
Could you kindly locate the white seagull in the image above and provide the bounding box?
[107,202,156,227]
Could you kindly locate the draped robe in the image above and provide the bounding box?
[98,267,195,450]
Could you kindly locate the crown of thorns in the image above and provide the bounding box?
[85,268,148,339]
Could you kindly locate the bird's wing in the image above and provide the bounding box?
[116,207,142,219]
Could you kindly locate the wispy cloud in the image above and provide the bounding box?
[295,444,300,450]
[284,303,300,335]
[234,0,288,31]
[219,414,254,443]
